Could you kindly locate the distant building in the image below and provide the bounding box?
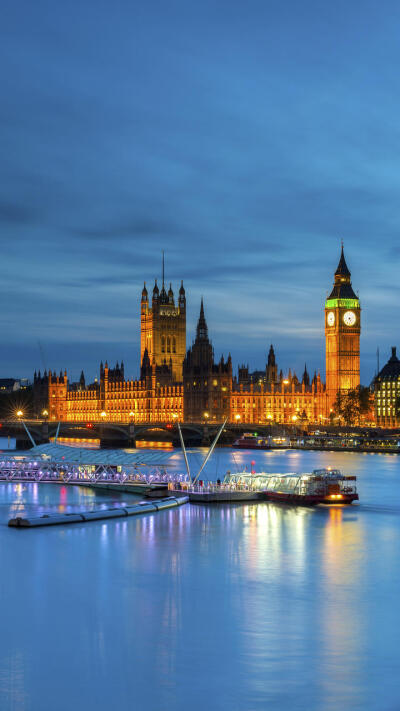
[0,378,31,394]
[374,347,400,427]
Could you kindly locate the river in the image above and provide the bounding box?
[0,448,399,711]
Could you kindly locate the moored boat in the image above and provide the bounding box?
[233,433,291,449]
[223,468,358,505]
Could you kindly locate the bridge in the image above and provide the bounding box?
[0,419,285,449]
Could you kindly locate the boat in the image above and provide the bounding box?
[233,433,291,449]
[223,468,358,505]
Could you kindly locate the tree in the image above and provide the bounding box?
[333,386,373,426]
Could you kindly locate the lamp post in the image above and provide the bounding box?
[16,410,23,420]
[42,409,48,421]
[100,411,106,421]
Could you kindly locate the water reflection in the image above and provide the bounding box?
[1,452,400,711]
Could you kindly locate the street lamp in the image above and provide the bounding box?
[129,411,135,418]
[42,409,48,419]
[16,410,23,419]
[235,414,241,422]
[292,415,298,422]
[100,411,106,420]
[203,412,209,421]
[172,413,178,420]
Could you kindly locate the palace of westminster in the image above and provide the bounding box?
[33,247,396,426]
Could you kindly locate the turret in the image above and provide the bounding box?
[152,279,159,304]
[168,283,174,305]
[179,280,186,311]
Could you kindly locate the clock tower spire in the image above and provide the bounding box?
[325,246,361,406]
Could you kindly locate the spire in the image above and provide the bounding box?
[159,254,168,304]
[335,244,351,279]
[328,245,358,300]
[196,298,209,341]
[302,363,310,387]
[141,281,148,300]
[267,344,276,366]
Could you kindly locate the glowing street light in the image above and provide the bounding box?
[100,411,107,419]
[16,410,23,419]
[235,414,241,421]
[129,411,135,418]
[172,413,178,420]
[203,412,209,420]
[42,409,48,418]
[292,415,298,422]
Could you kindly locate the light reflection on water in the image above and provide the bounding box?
[0,449,400,711]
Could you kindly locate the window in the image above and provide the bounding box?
[173,337,176,353]
[161,336,165,353]
[167,337,171,353]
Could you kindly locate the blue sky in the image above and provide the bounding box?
[1,0,400,383]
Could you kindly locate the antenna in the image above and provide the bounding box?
[37,340,47,372]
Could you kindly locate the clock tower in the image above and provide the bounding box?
[325,246,361,406]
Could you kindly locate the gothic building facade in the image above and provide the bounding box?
[37,247,361,425]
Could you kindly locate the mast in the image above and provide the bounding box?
[177,421,191,483]
[192,418,227,485]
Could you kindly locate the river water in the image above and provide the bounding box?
[0,448,399,711]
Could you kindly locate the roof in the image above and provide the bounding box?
[335,247,351,277]
[377,348,400,381]
[328,246,358,300]
[6,443,181,467]
[327,282,359,300]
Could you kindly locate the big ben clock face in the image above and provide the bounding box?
[343,310,356,326]
[327,312,335,327]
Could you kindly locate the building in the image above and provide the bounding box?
[36,247,361,425]
[374,347,400,427]
[325,246,361,407]
[0,378,29,394]
[140,258,186,382]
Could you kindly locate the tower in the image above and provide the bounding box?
[183,300,231,422]
[325,246,361,405]
[140,257,186,382]
[266,344,278,383]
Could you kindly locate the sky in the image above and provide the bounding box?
[1,0,400,384]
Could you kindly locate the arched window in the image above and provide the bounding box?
[161,336,165,353]
[167,337,171,353]
[173,337,176,353]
